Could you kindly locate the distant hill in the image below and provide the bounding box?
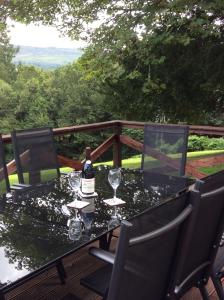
[13,46,83,69]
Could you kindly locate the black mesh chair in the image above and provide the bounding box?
[80,192,194,300]
[11,127,60,185]
[197,170,224,299]
[212,244,224,299]
[0,134,10,194]
[142,124,189,193]
[167,179,224,299]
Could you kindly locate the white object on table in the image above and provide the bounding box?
[103,198,126,206]
[67,200,90,210]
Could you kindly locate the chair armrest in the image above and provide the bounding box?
[10,185,25,191]
[89,247,115,265]
[60,171,69,176]
[13,183,31,188]
[11,183,31,191]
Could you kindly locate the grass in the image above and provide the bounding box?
[8,167,72,185]
[95,149,224,175]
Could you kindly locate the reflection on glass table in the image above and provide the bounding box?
[67,171,83,241]
[81,196,95,233]
[68,216,82,241]
[0,166,192,292]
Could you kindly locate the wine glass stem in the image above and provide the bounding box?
[74,190,78,202]
[114,205,117,217]
[75,209,78,219]
[113,188,117,200]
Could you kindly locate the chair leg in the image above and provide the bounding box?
[199,285,210,300]
[56,260,67,284]
[0,291,5,300]
[211,274,224,300]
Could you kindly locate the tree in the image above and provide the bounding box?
[10,65,54,129]
[45,62,114,160]
[2,1,224,124]
[0,19,18,83]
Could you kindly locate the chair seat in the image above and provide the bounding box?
[80,264,112,296]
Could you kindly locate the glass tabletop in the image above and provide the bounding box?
[0,166,191,290]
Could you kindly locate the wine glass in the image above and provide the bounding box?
[108,168,122,228]
[108,168,121,202]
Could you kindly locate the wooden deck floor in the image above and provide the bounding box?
[4,237,222,300]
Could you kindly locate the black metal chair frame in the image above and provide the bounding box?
[141,123,189,177]
[198,169,224,300]
[81,179,224,300]
[11,127,60,184]
[0,134,10,193]
[167,182,224,300]
[81,193,194,300]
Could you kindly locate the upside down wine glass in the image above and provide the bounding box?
[69,171,82,202]
[108,168,122,229]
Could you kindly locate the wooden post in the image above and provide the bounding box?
[113,124,122,167]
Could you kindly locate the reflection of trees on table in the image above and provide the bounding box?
[0,215,67,271]
[0,167,180,284]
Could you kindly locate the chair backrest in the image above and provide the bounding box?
[0,135,10,194]
[11,127,60,184]
[196,169,224,193]
[106,192,193,300]
[141,124,189,181]
[168,177,224,297]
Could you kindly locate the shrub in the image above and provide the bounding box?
[188,135,224,151]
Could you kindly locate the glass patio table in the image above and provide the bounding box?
[0,166,191,297]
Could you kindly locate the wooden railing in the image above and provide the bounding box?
[2,120,224,179]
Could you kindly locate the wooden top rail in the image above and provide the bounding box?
[1,121,120,144]
[2,121,224,144]
[120,121,224,136]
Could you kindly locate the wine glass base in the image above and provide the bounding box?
[103,198,126,206]
[67,200,90,210]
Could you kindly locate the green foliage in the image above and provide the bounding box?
[79,1,224,123]
[0,0,223,165]
[188,135,224,152]
[1,1,224,124]
[122,128,143,143]
[0,21,18,83]
[0,58,115,160]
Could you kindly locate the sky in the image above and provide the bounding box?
[8,21,87,49]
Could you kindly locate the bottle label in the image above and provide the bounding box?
[82,178,95,194]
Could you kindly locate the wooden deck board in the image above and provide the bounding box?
[4,236,221,300]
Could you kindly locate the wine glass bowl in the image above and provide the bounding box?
[108,168,121,200]
[68,217,82,241]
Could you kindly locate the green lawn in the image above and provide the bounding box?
[8,167,73,185]
[95,149,224,175]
